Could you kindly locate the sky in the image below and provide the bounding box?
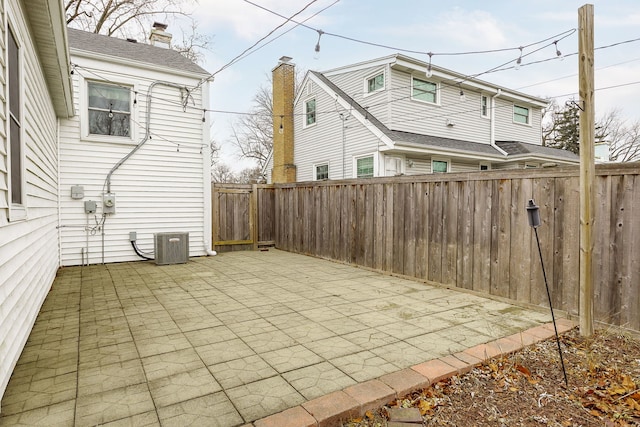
[177,0,640,170]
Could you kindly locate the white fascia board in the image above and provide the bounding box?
[293,71,312,106]
[308,74,394,149]
[70,48,210,81]
[322,55,397,77]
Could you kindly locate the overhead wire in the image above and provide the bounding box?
[193,0,322,90]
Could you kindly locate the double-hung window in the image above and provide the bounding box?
[88,82,131,137]
[305,98,316,126]
[8,26,22,205]
[481,95,489,118]
[315,163,329,180]
[367,73,384,93]
[513,105,530,125]
[356,156,374,178]
[412,78,437,103]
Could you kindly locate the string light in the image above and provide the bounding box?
[515,47,523,70]
[202,110,206,123]
[459,89,466,102]
[314,29,324,59]
[426,52,433,78]
[278,115,284,134]
[554,40,562,57]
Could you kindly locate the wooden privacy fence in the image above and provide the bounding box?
[213,163,640,331]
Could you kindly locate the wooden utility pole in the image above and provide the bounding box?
[578,4,595,337]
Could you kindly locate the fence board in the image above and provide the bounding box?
[214,163,640,331]
[427,181,443,282]
[472,179,492,294]
[491,179,511,298]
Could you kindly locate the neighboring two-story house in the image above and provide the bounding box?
[266,54,578,183]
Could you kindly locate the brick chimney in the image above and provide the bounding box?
[271,56,296,183]
[149,22,172,48]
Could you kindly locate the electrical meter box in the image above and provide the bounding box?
[103,193,116,214]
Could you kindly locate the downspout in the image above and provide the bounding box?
[56,119,63,267]
[201,79,217,256]
[490,89,509,156]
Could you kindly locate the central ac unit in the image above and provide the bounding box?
[154,232,189,265]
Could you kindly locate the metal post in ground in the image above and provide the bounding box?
[526,199,569,388]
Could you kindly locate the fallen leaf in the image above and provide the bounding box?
[365,410,374,420]
[515,364,531,377]
[418,400,433,415]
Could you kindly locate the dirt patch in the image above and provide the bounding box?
[344,328,640,426]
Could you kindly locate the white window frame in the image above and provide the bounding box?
[411,76,439,105]
[513,104,531,126]
[313,162,329,181]
[353,153,377,178]
[363,70,385,97]
[479,162,491,171]
[7,20,26,221]
[303,97,316,128]
[384,155,404,176]
[80,75,137,144]
[431,158,450,173]
[480,95,489,118]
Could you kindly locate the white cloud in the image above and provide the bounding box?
[432,8,510,49]
[194,0,334,40]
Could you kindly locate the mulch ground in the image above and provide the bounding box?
[344,327,640,426]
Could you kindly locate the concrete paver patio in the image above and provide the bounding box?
[0,249,553,426]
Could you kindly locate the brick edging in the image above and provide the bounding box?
[253,319,577,427]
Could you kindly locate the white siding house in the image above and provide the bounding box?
[0,0,74,408]
[0,12,214,408]
[265,54,578,183]
[58,29,212,266]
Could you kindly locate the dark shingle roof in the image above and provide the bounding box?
[496,141,580,161]
[67,28,208,76]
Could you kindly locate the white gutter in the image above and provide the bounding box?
[490,89,509,156]
[201,80,217,256]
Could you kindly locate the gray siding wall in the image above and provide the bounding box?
[0,0,61,403]
[494,97,542,143]
[58,57,208,266]
[294,77,382,181]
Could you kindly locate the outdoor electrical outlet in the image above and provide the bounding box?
[129,232,137,242]
[103,193,116,214]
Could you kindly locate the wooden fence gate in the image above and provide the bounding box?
[212,183,276,252]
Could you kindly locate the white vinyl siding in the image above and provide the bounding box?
[294,75,383,181]
[58,56,208,266]
[1,0,62,404]
[387,69,492,144]
[326,65,389,123]
[495,98,540,143]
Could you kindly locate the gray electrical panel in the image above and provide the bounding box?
[71,185,84,199]
[84,200,96,214]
